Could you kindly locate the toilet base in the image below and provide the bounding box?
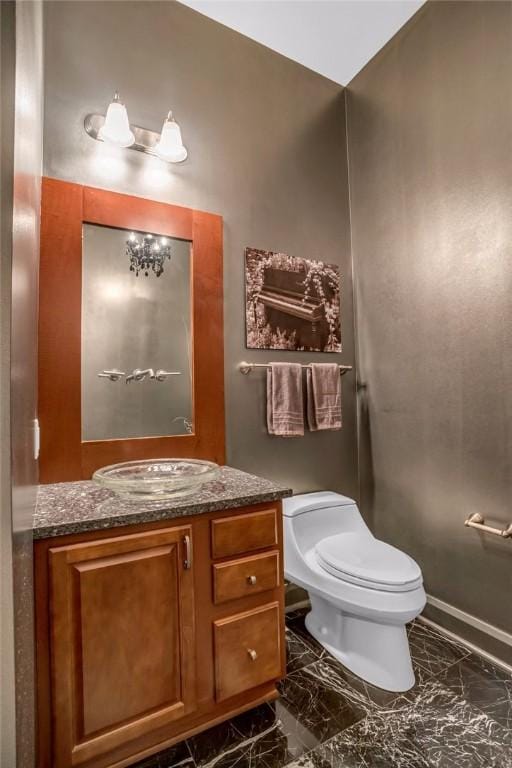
[305,594,415,692]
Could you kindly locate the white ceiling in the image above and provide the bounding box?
[180,0,425,86]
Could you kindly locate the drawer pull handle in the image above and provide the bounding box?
[183,535,192,570]
[247,648,258,661]
[247,575,257,585]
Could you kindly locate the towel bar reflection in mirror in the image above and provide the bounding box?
[238,361,353,376]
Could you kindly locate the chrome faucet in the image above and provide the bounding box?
[125,368,155,383]
[97,370,125,382]
[155,369,182,381]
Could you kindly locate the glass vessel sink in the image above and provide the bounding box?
[93,458,220,502]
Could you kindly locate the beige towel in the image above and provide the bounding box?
[267,363,304,437]
[307,363,341,431]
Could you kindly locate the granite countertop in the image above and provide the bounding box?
[33,465,293,540]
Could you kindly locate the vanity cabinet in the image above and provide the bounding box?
[35,502,286,768]
[46,527,196,767]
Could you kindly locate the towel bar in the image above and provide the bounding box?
[239,361,353,375]
[464,512,512,539]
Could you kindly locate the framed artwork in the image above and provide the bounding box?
[245,247,341,352]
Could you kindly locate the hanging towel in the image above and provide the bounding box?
[307,363,342,431]
[267,363,304,437]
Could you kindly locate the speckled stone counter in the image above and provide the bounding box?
[33,466,293,540]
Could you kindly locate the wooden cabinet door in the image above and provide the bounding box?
[48,526,195,767]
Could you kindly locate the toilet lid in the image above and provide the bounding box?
[316,533,423,592]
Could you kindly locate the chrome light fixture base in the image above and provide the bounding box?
[84,113,188,163]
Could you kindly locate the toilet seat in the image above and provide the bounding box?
[315,533,423,593]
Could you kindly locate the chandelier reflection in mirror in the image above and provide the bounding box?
[126,231,172,277]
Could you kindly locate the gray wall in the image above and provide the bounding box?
[347,1,512,656]
[11,0,44,763]
[1,1,43,764]
[0,2,16,762]
[43,0,357,496]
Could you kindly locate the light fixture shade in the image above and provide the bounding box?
[154,113,188,163]
[98,95,135,148]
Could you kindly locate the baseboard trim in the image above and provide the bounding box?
[285,599,310,614]
[426,594,512,649]
[419,614,512,676]
[424,595,512,675]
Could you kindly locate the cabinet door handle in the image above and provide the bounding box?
[247,575,257,585]
[183,535,192,570]
[247,648,258,661]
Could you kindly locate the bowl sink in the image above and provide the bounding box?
[93,458,220,502]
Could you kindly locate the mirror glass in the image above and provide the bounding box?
[81,223,193,441]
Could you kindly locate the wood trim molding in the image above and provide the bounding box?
[39,178,225,482]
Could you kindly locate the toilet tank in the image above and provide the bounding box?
[283,492,370,556]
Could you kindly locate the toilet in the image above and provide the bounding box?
[283,492,426,692]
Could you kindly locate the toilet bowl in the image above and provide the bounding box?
[283,492,426,692]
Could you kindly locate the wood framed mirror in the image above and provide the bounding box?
[39,178,225,483]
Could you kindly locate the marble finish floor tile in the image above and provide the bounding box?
[286,627,323,674]
[287,721,432,768]
[186,718,243,766]
[437,652,512,730]
[143,617,512,768]
[407,621,470,677]
[376,677,512,768]
[202,724,297,768]
[277,659,368,750]
[238,702,312,764]
[132,740,194,768]
[284,612,327,663]
[316,655,408,710]
[187,702,317,768]
[279,638,512,768]
[188,701,316,768]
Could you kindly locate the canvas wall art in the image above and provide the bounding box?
[245,247,342,352]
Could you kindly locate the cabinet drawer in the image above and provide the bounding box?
[213,551,280,604]
[214,603,282,701]
[211,508,278,559]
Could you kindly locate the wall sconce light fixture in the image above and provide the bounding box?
[98,93,134,148]
[154,112,188,163]
[85,92,188,163]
